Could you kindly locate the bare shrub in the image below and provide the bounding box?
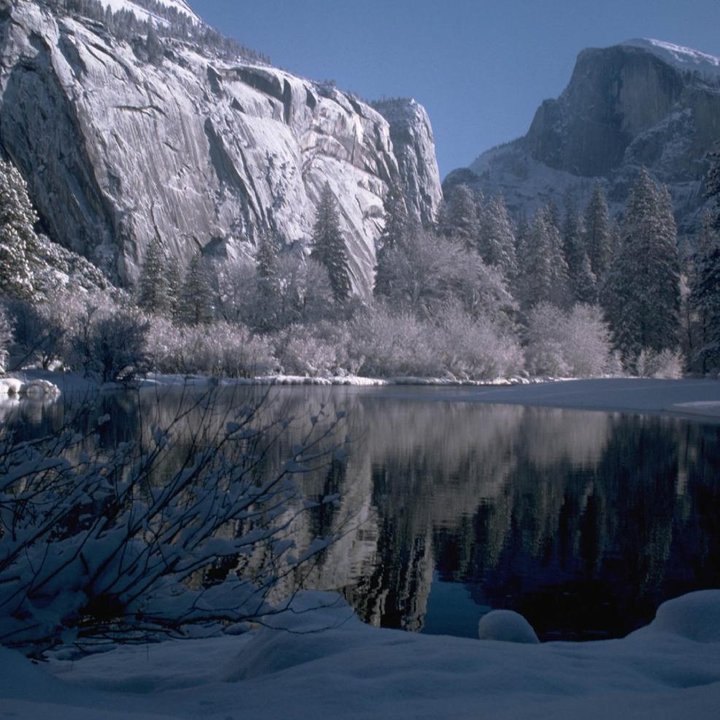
[0,386,340,655]
[636,349,684,378]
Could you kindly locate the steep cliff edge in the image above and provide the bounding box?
[447,39,720,236]
[0,1,442,295]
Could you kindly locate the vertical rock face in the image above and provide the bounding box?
[372,98,443,227]
[447,39,720,236]
[0,1,442,295]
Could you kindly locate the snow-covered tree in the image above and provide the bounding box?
[438,183,481,249]
[689,213,720,373]
[0,159,39,299]
[478,195,518,280]
[689,150,720,372]
[0,305,13,375]
[70,300,150,383]
[311,184,351,304]
[373,227,515,325]
[177,252,215,326]
[705,145,720,232]
[603,169,681,369]
[253,229,282,332]
[562,203,597,304]
[520,206,570,309]
[375,183,410,299]
[583,184,613,282]
[137,237,176,316]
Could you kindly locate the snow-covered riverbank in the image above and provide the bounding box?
[2,374,720,718]
[1,589,719,719]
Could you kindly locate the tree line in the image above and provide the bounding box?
[39,0,270,65]
[1,144,720,381]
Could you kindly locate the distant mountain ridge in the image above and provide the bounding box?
[0,0,442,295]
[446,39,720,239]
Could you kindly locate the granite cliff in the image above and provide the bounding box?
[447,39,720,238]
[0,0,442,295]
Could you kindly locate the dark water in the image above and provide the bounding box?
[5,383,720,641]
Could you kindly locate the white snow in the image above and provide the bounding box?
[2,376,720,716]
[0,376,60,399]
[1,590,719,719]
[478,609,540,644]
[623,38,720,82]
[99,0,201,26]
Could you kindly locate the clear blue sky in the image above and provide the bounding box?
[189,0,720,179]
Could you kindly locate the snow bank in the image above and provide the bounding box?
[636,590,720,643]
[0,376,60,399]
[477,609,540,644]
[1,590,719,719]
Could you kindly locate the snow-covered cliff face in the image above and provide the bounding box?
[448,40,720,237]
[0,1,442,295]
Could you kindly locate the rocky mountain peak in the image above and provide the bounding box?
[448,39,720,238]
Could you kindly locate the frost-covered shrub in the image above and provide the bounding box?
[430,303,523,380]
[146,318,276,377]
[0,389,338,654]
[375,227,515,325]
[273,321,356,377]
[636,349,684,379]
[349,306,440,377]
[525,303,612,377]
[4,289,88,370]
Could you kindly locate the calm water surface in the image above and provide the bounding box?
[6,383,720,641]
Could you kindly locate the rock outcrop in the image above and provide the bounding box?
[0,1,442,296]
[447,39,720,238]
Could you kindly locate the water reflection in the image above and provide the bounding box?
[5,384,719,640]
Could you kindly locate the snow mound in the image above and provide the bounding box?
[0,377,24,397]
[623,38,720,82]
[0,377,61,399]
[478,609,540,644]
[646,590,720,643]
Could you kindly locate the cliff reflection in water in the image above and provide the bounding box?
[7,384,720,640]
[278,387,720,640]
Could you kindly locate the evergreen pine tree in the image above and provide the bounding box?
[438,184,481,249]
[584,184,613,282]
[137,236,175,316]
[689,213,720,372]
[562,203,597,304]
[688,151,720,372]
[604,169,681,368]
[311,184,351,303]
[521,206,570,309]
[0,159,39,299]
[478,195,517,280]
[177,252,214,325]
[375,183,410,299]
[254,229,282,332]
[706,146,720,232]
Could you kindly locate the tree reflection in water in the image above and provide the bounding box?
[6,384,720,640]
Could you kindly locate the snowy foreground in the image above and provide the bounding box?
[1,590,720,719]
[2,375,720,718]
